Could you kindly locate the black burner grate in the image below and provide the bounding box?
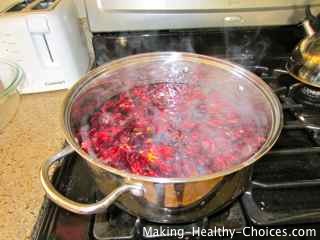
[292,85,320,108]
[93,202,246,240]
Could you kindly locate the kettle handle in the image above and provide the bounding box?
[40,145,144,214]
[303,6,320,36]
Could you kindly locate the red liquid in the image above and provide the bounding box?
[77,83,267,177]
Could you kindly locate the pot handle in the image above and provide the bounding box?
[40,145,144,215]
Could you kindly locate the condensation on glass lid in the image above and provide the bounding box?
[75,82,270,178]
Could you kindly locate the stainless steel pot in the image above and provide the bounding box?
[41,52,283,223]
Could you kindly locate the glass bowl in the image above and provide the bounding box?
[0,59,24,130]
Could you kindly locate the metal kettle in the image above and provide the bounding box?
[287,6,320,88]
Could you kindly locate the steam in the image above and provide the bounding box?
[75,27,271,177]
[74,54,270,177]
[223,27,270,66]
[94,27,270,69]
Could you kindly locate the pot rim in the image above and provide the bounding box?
[62,52,283,184]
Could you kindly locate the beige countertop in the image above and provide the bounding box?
[0,90,67,240]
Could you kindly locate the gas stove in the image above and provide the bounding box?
[32,26,320,240]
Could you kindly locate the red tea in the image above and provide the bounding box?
[77,83,267,177]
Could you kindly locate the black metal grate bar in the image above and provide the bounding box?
[267,147,320,155]
[251,179,320,189]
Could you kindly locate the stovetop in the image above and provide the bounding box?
[32,25,320,240]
